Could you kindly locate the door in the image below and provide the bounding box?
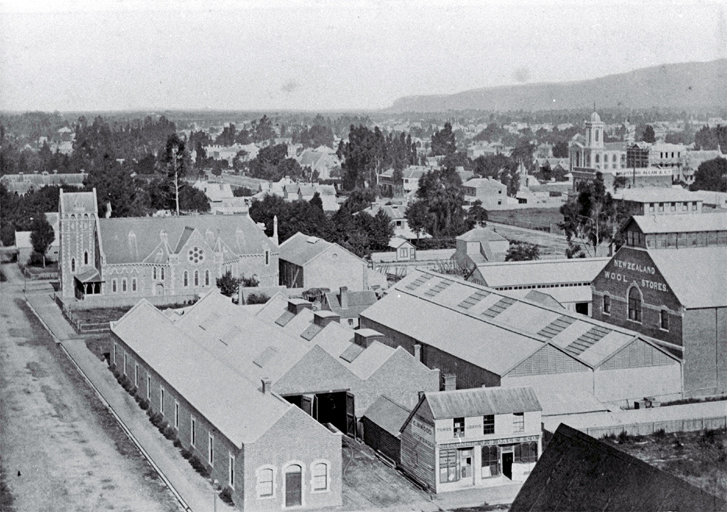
[575,302,588,315]
[502,452,513,479]
[155,283,164,296]
[300,394,313,416]
[285,465,302,507]
[458,448,474,484]
[345,392,356,437]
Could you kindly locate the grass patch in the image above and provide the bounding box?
[71,307,132,325]
[488,208,564,230]
[85,336,111,362]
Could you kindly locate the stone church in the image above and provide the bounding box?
[59,189,279,301]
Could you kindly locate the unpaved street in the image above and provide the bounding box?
[0,264,179,512]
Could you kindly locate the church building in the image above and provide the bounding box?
[58,189,279,302]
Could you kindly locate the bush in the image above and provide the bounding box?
[246,293,269,305]
[149,412,165,428]
[173,438,183,449]
[189,455,210,478]
[181,448,192,460]
[139,398,149,410]
[109,362,117,373]
[219,487,234,506]
[653,428,666,439]
[162,425,176,440]
[617,431,630,444]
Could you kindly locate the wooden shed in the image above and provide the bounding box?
[361,395,411,465]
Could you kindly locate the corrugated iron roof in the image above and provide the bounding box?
[363,395,411,437]
[630,211,727,234]
[425,386,541,419]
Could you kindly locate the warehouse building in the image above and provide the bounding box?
[466,258,610,315]
[360,269,682,406]
[111,302,343,511]
[592,213,727,397]
[399,387,542,493]
[611,187,704,217]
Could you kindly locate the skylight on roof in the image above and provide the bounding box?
[537,315,577,340]
[423,280,451,298]
[275,310,295,327]
[457,290,490,309]
[253,346,278,368]
[340,343,365,363]
[219,326,243,346]
[481,296,516,319]
[404,274,433,291]
[307,236,319,244]
[563,326,612,357]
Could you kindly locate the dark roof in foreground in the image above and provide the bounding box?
[362,395,410,437]
[510,424,727,512]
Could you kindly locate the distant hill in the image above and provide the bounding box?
[388,59,727,113]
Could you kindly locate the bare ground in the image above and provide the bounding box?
[0,291,180,512]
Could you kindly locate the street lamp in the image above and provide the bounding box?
[212,479,220,512]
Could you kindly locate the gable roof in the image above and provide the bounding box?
[456,227,508,243]
[324,289,377,318]
[627,211,727,235]
[510,424,727,512]
[363,395,411,436]
[424,386,541,419]
[612,187,701,203]
[473,258,609,288]
[279,232,363,267]
[648,247,727,308]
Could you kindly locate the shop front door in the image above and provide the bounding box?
[458,448,474,485]
[502,452,513,479]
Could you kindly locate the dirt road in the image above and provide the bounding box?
[0,264,179,512]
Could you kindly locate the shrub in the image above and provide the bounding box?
[109,362,117,373]
[219,487,234,506]
[149,412,164,428]
[162,424,176,440]
[181,448,192,460]
[246,293,269,305]
[157,420,169,434]
[617,431,630,444]
[653,428,666,439]
[189,455,210,478]
[139,398,149,410]
[173,438,182,449]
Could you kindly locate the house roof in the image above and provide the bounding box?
[111,301,294,447]
[648,247,727,308]
[424,386,541,419]
[193,180,234,202]
[98,213,274,265]
[456,227,508,243]
[612,187,701,203]
[279,232,362,267]
[462,178,507,191]
[473,258,609,288]
[510,424,727,512]
[363,395,410,437]
[324,289,377,319]
[628,211,727,234]
[361,269,678,375]
[59,189,96,215]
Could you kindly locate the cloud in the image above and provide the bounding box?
[281,80,300,93]
[512,66,531,83]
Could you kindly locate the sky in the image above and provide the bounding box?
[0,0,725,112]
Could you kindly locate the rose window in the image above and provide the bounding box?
[188,247,205,264]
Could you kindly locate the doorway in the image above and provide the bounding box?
[458,448,474,485]
[155,283,164,296]
[502,452,513,480]
[575,302,589,315]
[285,465,302,507]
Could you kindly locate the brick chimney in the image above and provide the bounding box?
[287,299,313,315]
[261,378,272,394]
[353,329,385,348]
[313,310,339,327]
[413,343,422,362]
[339,286,349,309]
[443,374,457,391]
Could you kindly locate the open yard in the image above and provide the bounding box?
[602,428,727,498]
[0,281,179,512]
[71,306,132,325]
[487,208,564,231]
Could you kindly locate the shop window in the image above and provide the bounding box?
[515,442,538,463]
[439,449,459,483]
[257,467,274,498]
[483,415,495,435]
[513,412,524,433]
[628,287,642,322]
[603,295,611,315]
[453,417,465,438]
[660,310,669,331]
[481,445,500,478]
[312,462,328,492]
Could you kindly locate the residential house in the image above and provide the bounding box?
[461,178,507,209]
[322,286,378,329]
[0,170,86,195]
[452,227,510,270]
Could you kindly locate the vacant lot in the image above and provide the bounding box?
[0,283,179,512]
[488,208,564,231]
[603,429,727,498]
[71,307,132,325]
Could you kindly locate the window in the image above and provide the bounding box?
[312,462,328,492]
[682,203,688,211]
[134,364,139,387]
[439,449,459,483]
[661,310,669,331]
[174,401,180,428]
[628,287,642,323]
[188,247,205,263]
[205,270,210,286]
[146,374,151,399]
[515,442,538,463]
[483,415,495,435]
[399,248,408,258]
[112,279,117,293]
[265,249,270,266]
[132,278,137,292]
[122,278,127,292]
[595,130,599,142]
[208,433,214,465]
[595,154,600,163]
[453,417,465,438]
[71,258,75,272]
[191,416,196,447]
[603,295,611,315]
[160,386,165,414]
[658,202,664,212]
[161,267,165,280]
[513,412,524,433]
[183,271,189,287]
[84,251,89,265]
[627,231,634,246]
[153,267,157,280]
[481,445,500,477]
[123,352,127,375]
[670,203,676,212]
[648,203,655,213]
[229,453,235,489]
[194,270,199,287]
[692,202,698,211]
[257,467,274,498]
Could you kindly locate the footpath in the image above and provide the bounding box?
[23,287,233,512]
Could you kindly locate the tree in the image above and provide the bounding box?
[431,122,456,156]
[369,209,395,252]
[178,186,210,213]
[505,241,540,261]
[309,191,323,211]
[465,200,488,229]
[643,125,656,143]
[405,200,431,241]
[30,215,55,267]
[216,270,240,297]
[690,157,727,192]
[552,141,569,158]
[163,134,189,216]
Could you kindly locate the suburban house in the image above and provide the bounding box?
[461,178,507,209]
[297,149,341,180]
[192,180,248,214]
[399,387,542,493]
[452,227,510,269]
[358,203,430,241]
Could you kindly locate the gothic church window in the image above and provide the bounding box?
[188,247,205,264]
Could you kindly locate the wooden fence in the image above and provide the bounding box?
[54,295,111,334]
[585,415,727,439]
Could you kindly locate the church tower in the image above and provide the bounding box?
[585,111,605,150]
[59,189,100,299]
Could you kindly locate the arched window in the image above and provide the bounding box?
[595,129,600,142]
[71,258,76,273]
[194,270,199,287]
[84,251,89,265]
[153,267,157,280]
[312,462,328,492]
[628,287,642,322]
[205,270,210,286]
[595,154,600,164]
[183,271,189,287]
[284,464,302,507]
[265,249,270,266]
[257,467,274,498]
[161,267,165,280]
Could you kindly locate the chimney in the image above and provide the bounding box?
[105,201,112,218]
[261,378,272,394]
[339,286,349,309]
[287,299,313,315]
[127,231,138,260]
[413,343,422,362]
[160,230,168,245]
[354,329,386,348]
[443,374,456,391]
[272,215,279,245]
[313,310,340,327]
